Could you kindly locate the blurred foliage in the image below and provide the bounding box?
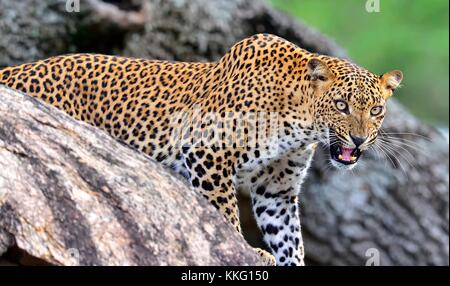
[270,0,449,126]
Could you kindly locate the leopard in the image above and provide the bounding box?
[0,34,403,266]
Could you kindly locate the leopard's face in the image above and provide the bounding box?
[307,58,403,170]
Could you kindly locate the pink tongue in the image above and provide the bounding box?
[341,147,354,161]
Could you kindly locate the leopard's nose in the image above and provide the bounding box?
[350,133,367,147]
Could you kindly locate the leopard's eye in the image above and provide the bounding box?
[370,106,383,116]
[334,100,349,113]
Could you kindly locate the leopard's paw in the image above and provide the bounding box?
[254,247,276,266]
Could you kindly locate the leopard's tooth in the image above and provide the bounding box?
[338,154,343,160]
[350,156,357,161]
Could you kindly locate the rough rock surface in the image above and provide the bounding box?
[0,0,69,67]
[123,0,348,61]
[0,0,347,68]
[0,86,262,266]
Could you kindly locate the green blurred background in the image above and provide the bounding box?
[270,0,449,126]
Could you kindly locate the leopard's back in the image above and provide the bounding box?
[0,54,215,172]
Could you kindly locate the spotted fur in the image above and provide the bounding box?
[0,34,402,265]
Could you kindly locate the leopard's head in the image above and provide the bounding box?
[307,58,403,170]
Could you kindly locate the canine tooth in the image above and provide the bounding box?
[338,154,343,160]
[351,156,357,161]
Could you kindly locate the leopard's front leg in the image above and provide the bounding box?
[251,184,305,266]
[249,145,316,266]
[185,149,242,232]
[184,146,276,265]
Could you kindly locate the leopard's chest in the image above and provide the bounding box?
[235,143,317,196]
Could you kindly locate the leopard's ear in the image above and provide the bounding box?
[380,70,403,99]
[307,58,334,90]
[307,58,333,81]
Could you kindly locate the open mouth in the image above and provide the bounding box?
[329,142,362,165]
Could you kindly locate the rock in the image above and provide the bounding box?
[0,86,263,266]
[123,0,348,61]
[0,0,68,67]
[0,0,150,67]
